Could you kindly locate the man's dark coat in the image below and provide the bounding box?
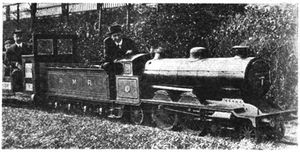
[4,43,31,66]
[4,43,31,92]
[103,37,137,62]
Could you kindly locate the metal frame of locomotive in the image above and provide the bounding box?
[2,34,297,140]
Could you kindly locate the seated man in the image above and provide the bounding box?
[102,24,137,99]
[4,29,31,92]
[102,24,137,73]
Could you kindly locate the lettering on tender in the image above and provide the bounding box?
[87,80,92,86]
[72,79,77,84]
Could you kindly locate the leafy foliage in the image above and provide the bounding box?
[130,4,246,57]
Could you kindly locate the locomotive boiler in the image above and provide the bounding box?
[143,47,271,105]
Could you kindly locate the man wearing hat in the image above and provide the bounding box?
[102,24,137,99]
[4,29,31,92]
[103,24,137,64]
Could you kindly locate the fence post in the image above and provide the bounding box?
[6,5,10,21]
[17,3,20,29]
[61,3,69,25]
[30,3,37,33]
[97,3,103,34]
[126,3,132,32]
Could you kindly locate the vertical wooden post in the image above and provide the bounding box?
[17,3,20,29]
[157,3,160,13]
[30,3,37,33]
[97,3,103,34]
[66,4,69,24]
[6,5,10,21]
[61,3,69,24]
[126,3,132,32]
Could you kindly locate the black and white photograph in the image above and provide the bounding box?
[1,1,298,150]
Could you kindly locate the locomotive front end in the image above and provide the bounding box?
[243,58,271,99]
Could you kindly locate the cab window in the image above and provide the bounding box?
[37,39,54,55]
[58,39,73,55]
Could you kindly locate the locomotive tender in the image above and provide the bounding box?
[2,34,297,140]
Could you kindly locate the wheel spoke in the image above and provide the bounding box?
[130,106,144,125]
[239,125,256,139]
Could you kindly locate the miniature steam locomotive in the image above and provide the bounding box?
[2,34,297,140]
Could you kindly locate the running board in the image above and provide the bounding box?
[151,85,193,92]
[256,109,297,120]
[141,99,238,112]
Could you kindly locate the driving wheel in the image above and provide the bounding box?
[238,124,256,139]
[130,106,145,125]
[152,105,178,130]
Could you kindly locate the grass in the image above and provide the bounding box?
[1,104,298,149]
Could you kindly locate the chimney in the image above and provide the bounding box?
[153,46,164,59]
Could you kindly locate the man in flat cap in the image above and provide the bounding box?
[4,29,31,92]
